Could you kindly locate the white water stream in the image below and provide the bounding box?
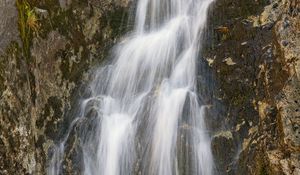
[49,0,214,174]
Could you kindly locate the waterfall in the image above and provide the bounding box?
[48,0,214,174]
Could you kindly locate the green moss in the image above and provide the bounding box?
[16,0,38,61]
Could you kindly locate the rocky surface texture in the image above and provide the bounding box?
[0,0,20,55]
[203,0,299,174]
[0,0,299,174]
[0,0,131,174]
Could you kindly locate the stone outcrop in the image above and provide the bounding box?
[203,0,299,174]
[0,0,131,174]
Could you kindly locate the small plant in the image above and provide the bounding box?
[27,9,39,32]
[16,0,39,60]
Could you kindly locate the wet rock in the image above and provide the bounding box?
[79,85,93,99]
[211,131,236,174]
[85,108,98,119]
[177,123,195,175]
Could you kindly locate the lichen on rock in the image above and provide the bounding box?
[0,0,131,174]
[203,0,300,174]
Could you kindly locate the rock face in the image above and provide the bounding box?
[0,0,131,174]
[0,0,20,55]
[0,0,299,174]
[203,0,300,174]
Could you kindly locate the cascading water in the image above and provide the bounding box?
[49,0,214,174]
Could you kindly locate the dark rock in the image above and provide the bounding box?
[211,131,236,174]
[272,3,278,9]
[282,40,289,46]
[79,85,92,99]
[262,22,275,30]
[85,107,98,119]
[203,0,299,174]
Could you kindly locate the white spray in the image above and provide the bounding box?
[49,0,214,174]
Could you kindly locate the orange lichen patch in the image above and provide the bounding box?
[215,26,229,34]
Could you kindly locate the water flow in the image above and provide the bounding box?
[49,0,214,174]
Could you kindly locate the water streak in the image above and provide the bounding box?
[49,0,214,174]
